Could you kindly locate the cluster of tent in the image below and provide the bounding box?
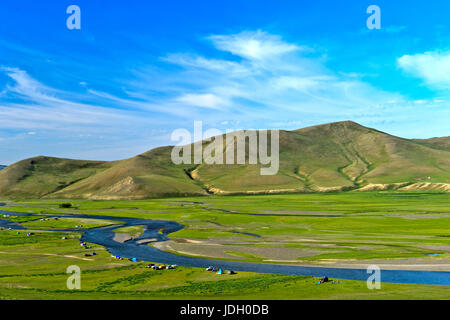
[317,276,339,284]
[111,256,141,263]
[80,241,96,256]
[146,264,177,270]
[206,266,236,275]
[80,241,92,249]
[15,231,40,237]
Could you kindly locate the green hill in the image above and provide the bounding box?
[413,136,450,152]
[0,157,112,198]
[51,147,208,200]
[1,121,449,199]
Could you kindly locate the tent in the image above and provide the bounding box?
[217,268,223,274]
[318,276,329,284]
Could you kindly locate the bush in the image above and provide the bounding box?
[59,203,72,208]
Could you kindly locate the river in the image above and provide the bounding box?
[0,207,449,286]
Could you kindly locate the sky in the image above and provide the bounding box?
[0,0,449,164]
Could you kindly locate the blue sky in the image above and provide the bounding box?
[0,0,449,164]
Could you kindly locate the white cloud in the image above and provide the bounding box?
[398,51,450,89]
[0,68,143,130]
[3,31,436,137]
[270,76,333,92]
[2,30,448,164]
[175,93,228,109]
[162,30,402,120]
[2,67,58,102]
[163,54,248,75]
[208,30,303,61]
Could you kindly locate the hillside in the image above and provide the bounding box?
[190,121,450,193]
[0,121,449,199]
[51,147,208,200]
[0,157,113,198]
[413,137,450,152]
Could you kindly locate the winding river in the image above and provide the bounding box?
[0,206,449,286]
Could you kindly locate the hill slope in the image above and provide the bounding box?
[0,157,111,198]
[413,137,450,152]
[193,121,450,193]
[51,147,208,200]
[0,121,449,199]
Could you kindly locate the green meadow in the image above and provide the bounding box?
[0,192,449,299]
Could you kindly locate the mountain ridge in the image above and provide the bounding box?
[1,121,449,199]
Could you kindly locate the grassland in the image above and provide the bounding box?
[22,217,118,230]
[114,225,145,237]
[0,192,448,299]
[0,229,447,300]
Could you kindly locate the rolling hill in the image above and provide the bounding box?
[0,121,449,199]
[413,136,450,152]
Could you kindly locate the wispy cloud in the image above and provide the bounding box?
[0,67,140,130]
[1,29,448,164]
[208,30,304,61]
[163,54,248,75]
[158,30,402,122]
[1,31,446,133]
[0,67,176,164]
[175,93,229,110]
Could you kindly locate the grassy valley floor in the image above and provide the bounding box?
[0,192,449,299]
